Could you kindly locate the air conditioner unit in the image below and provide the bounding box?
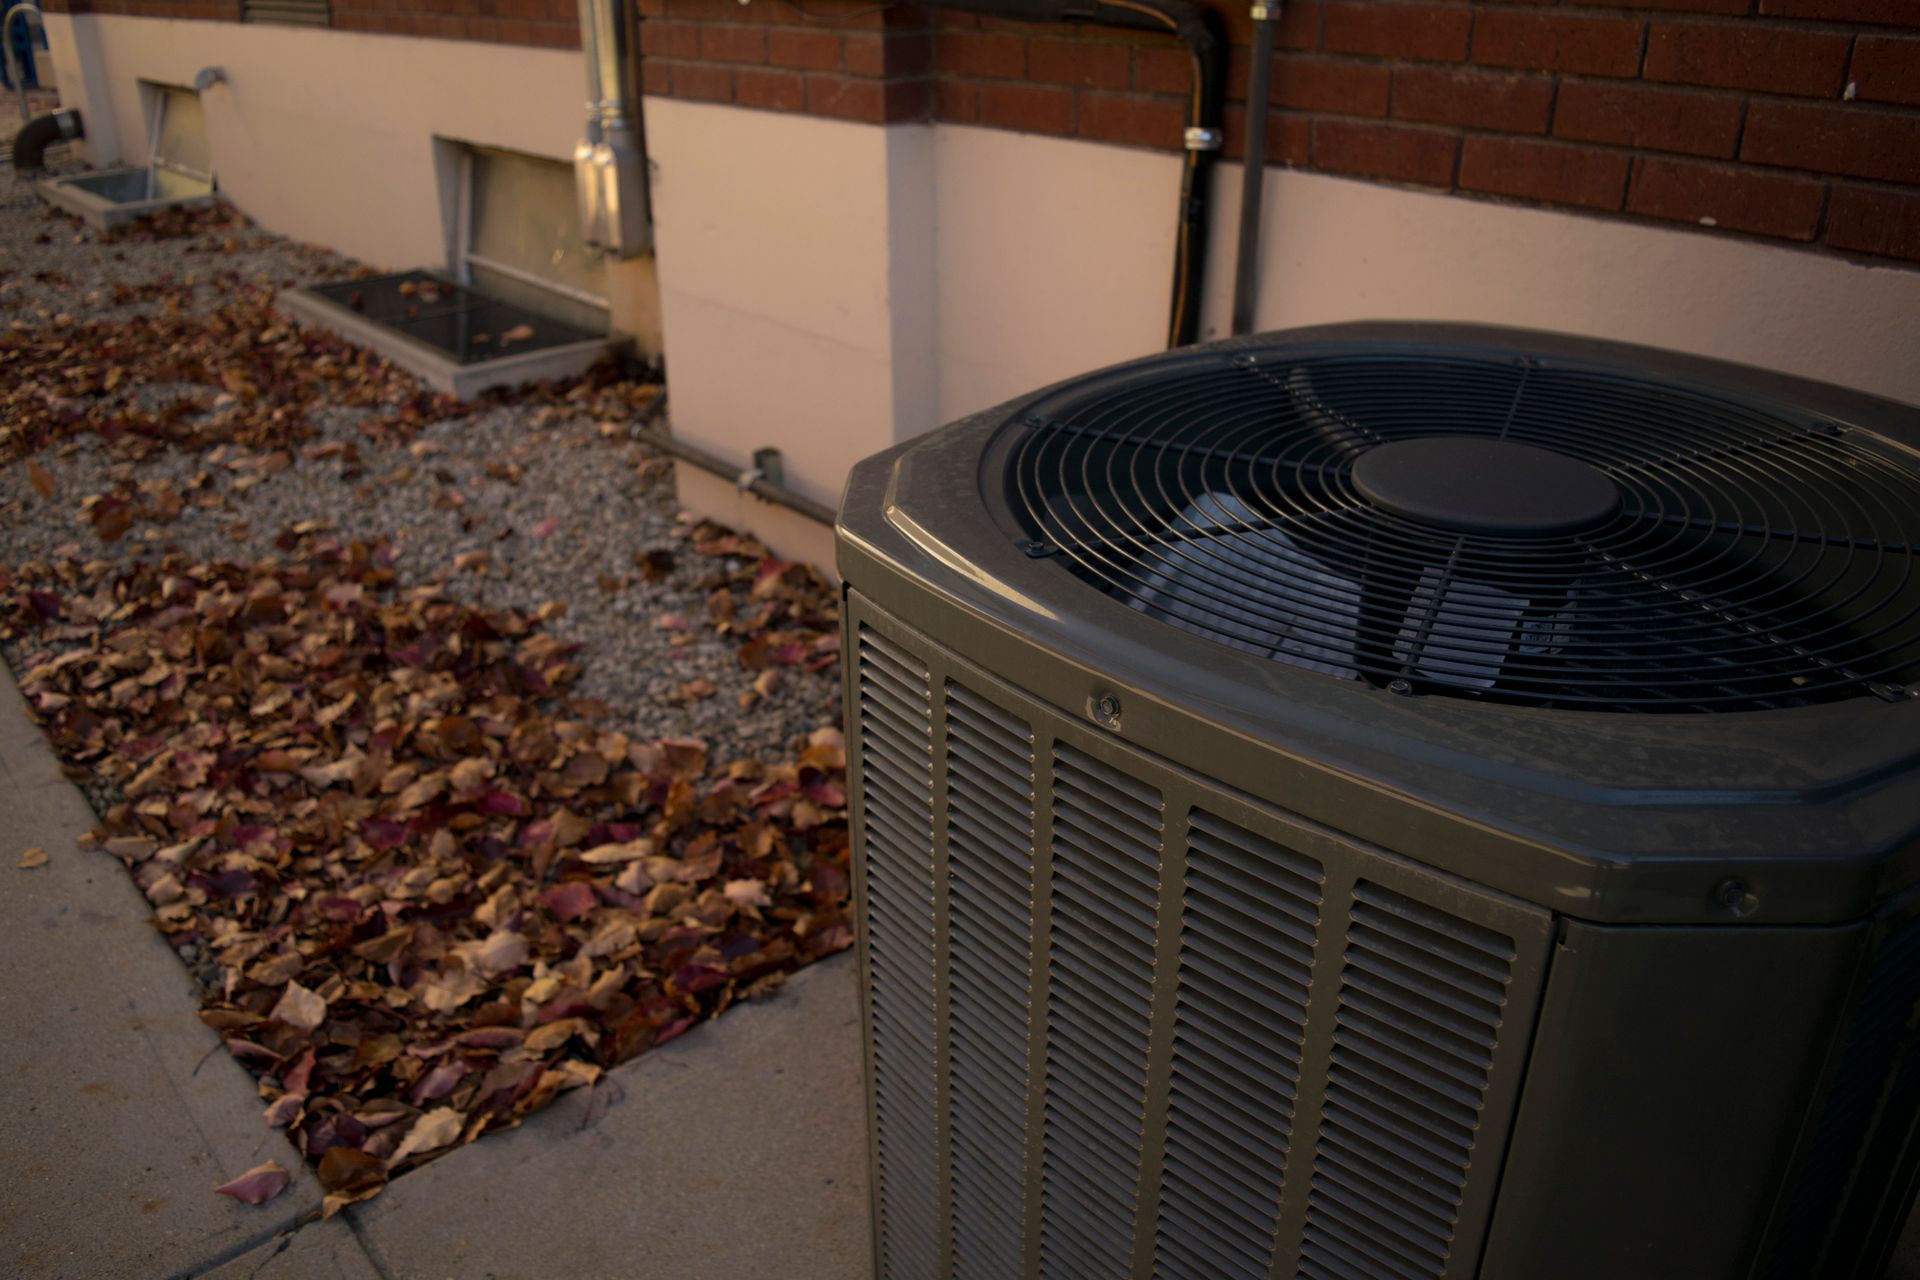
[835,323,1920,1280]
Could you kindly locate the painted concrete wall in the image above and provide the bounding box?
[40,12,660,351]
[935,123,1920,420]
[932,124,1174,425]
[643,95,938,569]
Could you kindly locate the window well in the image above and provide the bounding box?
[39,83,216,231]
[280,143,627,396]
[277,270,628,398]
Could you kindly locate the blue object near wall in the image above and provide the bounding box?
[1,0,43,90]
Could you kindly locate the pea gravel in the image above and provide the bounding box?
[1,159,840,766]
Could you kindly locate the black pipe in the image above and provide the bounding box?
[11,109,82,172]
[931,0,1224,349]
[1230,2,1277,335]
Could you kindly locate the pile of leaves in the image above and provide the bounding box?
[1,530,851,1212]
[100,201,254,245]
[1,288,668,473]
[0,290,464,463]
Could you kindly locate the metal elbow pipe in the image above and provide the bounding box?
[12,108,83,172]
[576,0,650,257]
[930,0,1225,349]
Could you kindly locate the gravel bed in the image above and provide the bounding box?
[1,164,839,767]
[2,177,355,330]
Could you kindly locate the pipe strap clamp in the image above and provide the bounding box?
[1183,126,1223,152]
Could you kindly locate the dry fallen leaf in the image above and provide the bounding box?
[389,1106,463,1166]
[213,1161,291,1205]
[271,980,328,1031]
[26,458,56,498]
[0,524,848,1210]
[17,847,49,870]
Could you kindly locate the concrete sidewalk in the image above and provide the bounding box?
[0,666,872,1280]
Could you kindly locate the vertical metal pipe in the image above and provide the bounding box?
[1230,1,1280,336]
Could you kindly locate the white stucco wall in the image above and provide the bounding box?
[40,12,659,349]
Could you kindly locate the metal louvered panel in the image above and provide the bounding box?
[1155,813,1324,1280]
[848,595,1553,1280]
[1041,744,1164,1280]
[1299,882,1519,1280]
[943,683,1037,1280]
[856,628,940,1280]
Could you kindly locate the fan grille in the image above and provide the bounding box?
[1002,348,1920,714]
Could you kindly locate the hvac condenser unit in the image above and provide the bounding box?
[836,323,1920,1280]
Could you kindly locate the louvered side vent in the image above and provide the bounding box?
[1042,745,1164,1280]
[1156,813,1324,1280]
[944,684,1038,1280]
[1762,911,1920,1279]
[857,629,939,1280]
[1299,882,1517,1280]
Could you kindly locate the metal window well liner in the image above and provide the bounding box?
[836,322,1920,1280]
[38,166,218,232]
[276,270,628,398]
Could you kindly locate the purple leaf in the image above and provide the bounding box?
[214,1161,291,1205]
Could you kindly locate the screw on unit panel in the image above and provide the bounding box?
[1714,879,1760,918]
[1020,539,1059,558]
[1090,693,1123,730]
[1388,678,1414,695]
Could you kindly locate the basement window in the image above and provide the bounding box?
[242,0,331,26]
[452,144,610,335]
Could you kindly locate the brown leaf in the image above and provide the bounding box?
[17,847,49,870]
[317,1148,385,1193]
[389,1106,464,1165]
[270,980,327,1031]
[26,459,57,499]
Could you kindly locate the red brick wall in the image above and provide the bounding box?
[636,0,934,122]
[40,0,580,46]
[330,0,578,47]
[641,0,1920,268]
[45,0,242,18]
[38,0,1920,267]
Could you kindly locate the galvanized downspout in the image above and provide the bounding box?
[575,0,650,256]
[1230,0,1279,335]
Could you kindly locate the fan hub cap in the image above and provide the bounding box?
[1352,437,1621,536]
